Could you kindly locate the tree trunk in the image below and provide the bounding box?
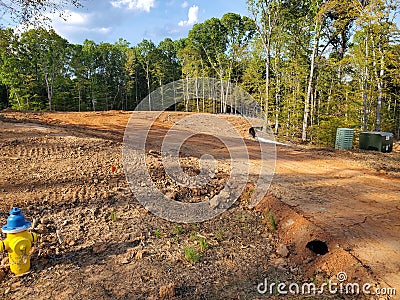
[398,110,400,139]
[195,77,199,112]
[202,77,205,112]
[43,62,55,111]
[220,77,224,113]
[274,62,280,134]
[302,23,321,141]
[159,78,164,109]
[375,42,384,132]
[78,88,81,112]
[248,1,276,118]
[265,54,270,116]
[186,76,189,112]
[274,85,279,134]
[362,32,369,131]
[44,72,52,111]
[146,64,151,110]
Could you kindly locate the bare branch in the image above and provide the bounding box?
[1,0,83,27]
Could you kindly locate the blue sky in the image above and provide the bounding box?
[47,0,249,45]
[3,0,399,46]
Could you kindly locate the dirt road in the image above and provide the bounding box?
[270,147,400,291]
[0,110,399,299]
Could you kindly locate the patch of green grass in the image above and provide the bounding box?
[155,229,161,237]
[172,225,183,235]
[190,231,198,240]
[215,230,223,241]
[191,224,200,232]
[110,210,117,222]
[199,238,208,251]
[184,246,201,264]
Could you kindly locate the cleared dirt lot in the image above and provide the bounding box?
[0,111,399,299]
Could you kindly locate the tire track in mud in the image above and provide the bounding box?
[36,186,101,204]
[3,141,76,161]
[21,145,64,159]
[66,186,101,203]
[1,133,118,213]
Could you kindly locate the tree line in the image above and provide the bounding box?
[0,0,399,144]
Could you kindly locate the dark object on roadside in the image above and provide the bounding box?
[306,240,328,255]
[249,127,256,138]
[359,132,393,153]
[270,123,279,129]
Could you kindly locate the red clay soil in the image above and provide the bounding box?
[268,146,400,292]
[0,110,399,299]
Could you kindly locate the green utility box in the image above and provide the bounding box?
[359,132,393,153]
[335,128,354,150]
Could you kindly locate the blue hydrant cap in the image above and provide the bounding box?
[2,207,32,233]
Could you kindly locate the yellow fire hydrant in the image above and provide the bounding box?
[0,207,38,275]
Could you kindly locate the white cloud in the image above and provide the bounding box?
[14,10,91,35]
[181,1,188,8]
[63,10,90,25]
[95,27,112,34]
[110,0,155,12]
[63,26,112,35]
[178,5,198,27]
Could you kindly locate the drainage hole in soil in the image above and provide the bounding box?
[306,240,329,255]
